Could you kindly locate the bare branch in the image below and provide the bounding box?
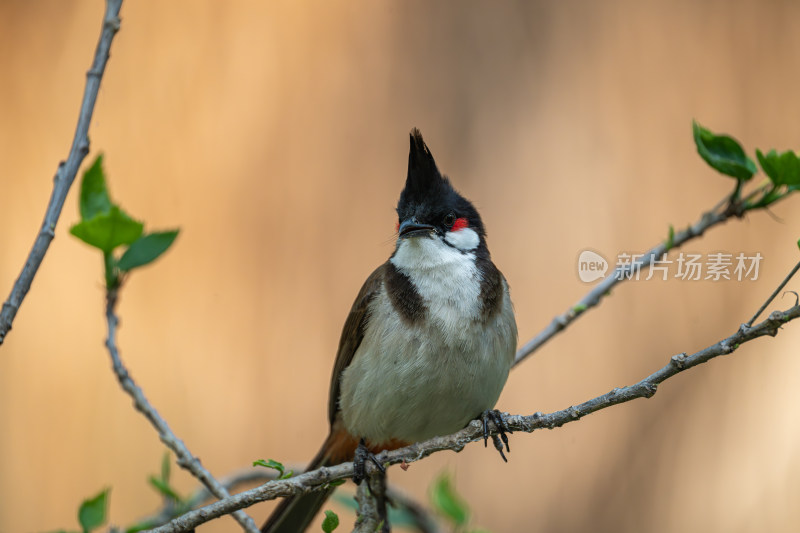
[147,299,800,533]
[747,259,800,326]
[104,288,259,533]
[514,200,732,366]
[0,0,125,346]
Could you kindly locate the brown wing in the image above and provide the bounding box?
[326,263,386,425]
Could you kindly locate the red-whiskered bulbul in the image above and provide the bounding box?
[261,129,517,533]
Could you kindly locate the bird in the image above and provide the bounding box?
[261,128,517,532]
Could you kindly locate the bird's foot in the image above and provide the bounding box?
[480,409,512,462]
[353,438,386,485]
[354,439,390,531]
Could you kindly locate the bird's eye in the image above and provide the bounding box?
[443,213,456,227]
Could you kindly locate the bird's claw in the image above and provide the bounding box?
[353,438,385,485]
[481,409,512,462]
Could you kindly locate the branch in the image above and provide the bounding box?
[353,480,383,533]
[514,197,735,366]
[133,467,441,533]
[747,260,800,326]
[104,288,259,533]
[0,0,123,346]
[147,296,800,532]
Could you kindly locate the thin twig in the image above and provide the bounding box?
[0,0,124,346]
[132,467,441,533]
[104,288,259,533]
[147,300,800,533]
[746,259,800,326]
[514,200,730,366]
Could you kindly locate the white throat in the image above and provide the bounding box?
[390,234,483,325]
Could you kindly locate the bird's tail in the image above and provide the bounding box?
[260,432,346,533]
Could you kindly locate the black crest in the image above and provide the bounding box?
[402,128,452,205]
[397,129,486,237]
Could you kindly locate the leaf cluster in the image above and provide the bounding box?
[126,453,192,533]
[69,155,179,289]
[693,121,800,209]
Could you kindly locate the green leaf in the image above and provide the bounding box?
[78,489,109,533]
[797,238,799,251]
[118,230,180,271]
[70,206,144,253]
[148,476,182,502]
[693,121,756,181]
[430,472,469,527]
[253,458,292,478]
[79,155,112,221]
[321,510,340,532]
[665,224,675,250]
[125,521,158,533]
[756,149,800,188]
[160,452,171,484]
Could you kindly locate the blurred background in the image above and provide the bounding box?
[2,1,800,532]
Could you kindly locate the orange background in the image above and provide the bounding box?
[2,2,800,532]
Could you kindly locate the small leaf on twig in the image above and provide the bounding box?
[756,149,800,189]
[665,224,675,250]
[78,488,109,533]
[148,476,183,502]
[253,458,294,479]
[79,155,112,221]
[118,230,180,271]
[70,206,143,253]
[693,121,756,181]
[321,510,340,532]
[125,521,157,533]
[160,452,171,484]
[430,472,469,527]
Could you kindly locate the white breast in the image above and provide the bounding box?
[338,236,517,444]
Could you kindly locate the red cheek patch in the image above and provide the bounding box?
[451,217,468,231]
[395,220,400,232]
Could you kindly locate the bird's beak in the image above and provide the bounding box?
[398,218,436,239]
